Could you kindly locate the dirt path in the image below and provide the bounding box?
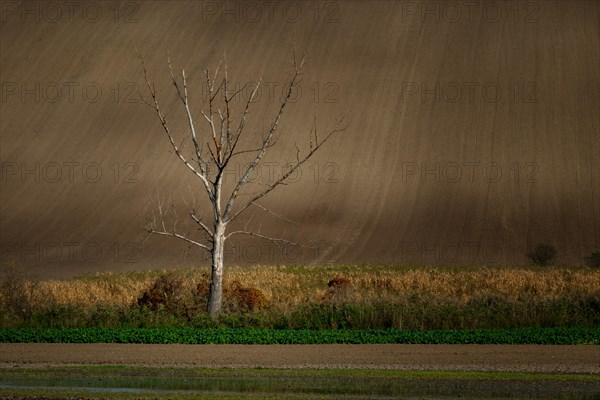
[1,344,598,373]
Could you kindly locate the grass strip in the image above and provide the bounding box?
[0,326,598,344]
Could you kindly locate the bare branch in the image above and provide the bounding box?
[190,212,214,237]
[137,50,215,200]
[144,185,211,252]
[249,201,299,225]
[228,114,348,222]
[225,230,301,247]
[222,51,307,221]
[168,57,206,174]
[148,229,211,252]
[224,80,262,163]
[181,190,214,238]
[231,141,276,157]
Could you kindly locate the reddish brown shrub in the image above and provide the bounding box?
[232,287,268,311]
[226,280,268,311]
[195,278,268,312]
[137,272,186,311]
[325,276,353,303]
[327,276,351,288]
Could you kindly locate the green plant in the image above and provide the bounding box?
[527,244,556,266]
[0,327,598,345]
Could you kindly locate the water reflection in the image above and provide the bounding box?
[1,371,598,399]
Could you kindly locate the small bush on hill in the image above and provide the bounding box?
[583,250,600,268]
[527,244,556,266]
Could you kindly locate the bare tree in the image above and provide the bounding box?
[139,49,346,318]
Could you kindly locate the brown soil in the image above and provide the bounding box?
[1,344,599,373]
[1,1,599,276]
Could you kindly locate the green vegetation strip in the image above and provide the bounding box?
[0,327,598,344]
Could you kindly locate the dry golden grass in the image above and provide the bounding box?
[6,265,597,312]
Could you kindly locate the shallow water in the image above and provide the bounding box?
[1,371,598,399]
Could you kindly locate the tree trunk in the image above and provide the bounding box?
[208,222,225,319]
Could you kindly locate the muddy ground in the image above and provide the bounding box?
[1,344,599,373]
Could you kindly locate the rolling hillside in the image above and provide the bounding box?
[1,0,598,276]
